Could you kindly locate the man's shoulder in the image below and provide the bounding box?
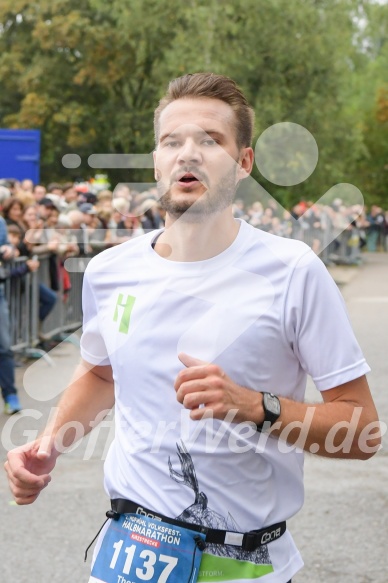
[86,231,155,274]
[243,221,312,266]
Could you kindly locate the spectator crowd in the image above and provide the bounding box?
[0,176,387,414]
[1,177,387,260]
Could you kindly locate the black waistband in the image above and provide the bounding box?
[109,498,286,553]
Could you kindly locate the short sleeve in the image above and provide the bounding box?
[283,251,370,391]
[80,267,110,366]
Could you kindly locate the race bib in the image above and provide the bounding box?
[89,513,206,583]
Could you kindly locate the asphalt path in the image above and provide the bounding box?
[1,252,387,583]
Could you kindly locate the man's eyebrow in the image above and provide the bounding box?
[198,129,226,140]
[159,129,226,143]
[160,131,179,143]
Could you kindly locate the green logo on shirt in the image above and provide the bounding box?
[113,293,136,334]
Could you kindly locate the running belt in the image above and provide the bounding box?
[108,498,286,552]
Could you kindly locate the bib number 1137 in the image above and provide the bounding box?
[90,513,205,583]
[110,540,177,582]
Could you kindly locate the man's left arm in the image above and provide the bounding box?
[264,374,381,459]
[175,356,381,460]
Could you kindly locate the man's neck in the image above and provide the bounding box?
[153,208,240,262]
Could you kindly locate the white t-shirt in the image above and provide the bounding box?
[81,219,370,583]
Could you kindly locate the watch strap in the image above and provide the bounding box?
[256,392,281,433]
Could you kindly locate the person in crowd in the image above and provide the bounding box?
[258,206,274,232]
[113,184,132,202]
[156,201,167,227]
[61,184,79,213]
[17,191,36,209]
[42,205,79,259]
[6,225,40,276]
[47,183,64,196]
[365,205,385,252]
[53,214,79,256]
[0,185,11,212]
[2,198,25,236]
[247,200,263,227]
[44,204,61,229]
[232,198,246,219]
[4,73,380,583]
[79,202,110,254]
[384,210,388,252]
[343,220,362,263]
[268,216,285,237]
[77,191,98,208]
[96,207,113,232]
[107,197,131,244]
[1,178,20,196]
[95,192,113,214]
[67,209,92,256]
[267,198,280,218]
[136,198,162,231]
[353,207,368,250]
[67,209,85,231]
[290,202,309,241]
[94,192,114,231]
[280,210,293,238]
[95,190,114,221]
[115,212,145,243]
[0,215,22,414]
[37,197,59,225]
[33,184,47,203]
[20,179,34,193]
[17,206,58,330]
[22,205,49,249]
[303,204,322,254]
[45,193,66,213]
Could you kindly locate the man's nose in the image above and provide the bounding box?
[177,140,202,165]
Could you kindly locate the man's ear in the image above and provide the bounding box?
[237,147,254,180]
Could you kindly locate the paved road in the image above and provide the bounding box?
[1,253,387,583]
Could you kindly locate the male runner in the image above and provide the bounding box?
[5,73,380,583]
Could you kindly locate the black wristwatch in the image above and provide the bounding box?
[256,392,281,432]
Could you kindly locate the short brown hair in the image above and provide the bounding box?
[154,73,255,149]
[7,224,22,238]
[2,196,24,219]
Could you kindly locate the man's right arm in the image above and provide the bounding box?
[4,359,115,505]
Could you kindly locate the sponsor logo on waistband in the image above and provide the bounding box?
[260,527,282,545]
[136,506,163,521]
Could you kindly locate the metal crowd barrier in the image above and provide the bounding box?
[38,254,84,339]
[7,254,84,355]
[276,222,363,265]
[294,226,363,265]
[4,256,39,352]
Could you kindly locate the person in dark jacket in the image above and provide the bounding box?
[0,216,22,414]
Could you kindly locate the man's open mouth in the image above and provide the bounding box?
[177,172,201,185]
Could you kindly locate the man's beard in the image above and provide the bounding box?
[157,166,238,223]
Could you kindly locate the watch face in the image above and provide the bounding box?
[265,393,281,415]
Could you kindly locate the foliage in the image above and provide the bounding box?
[347,1,388,207]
